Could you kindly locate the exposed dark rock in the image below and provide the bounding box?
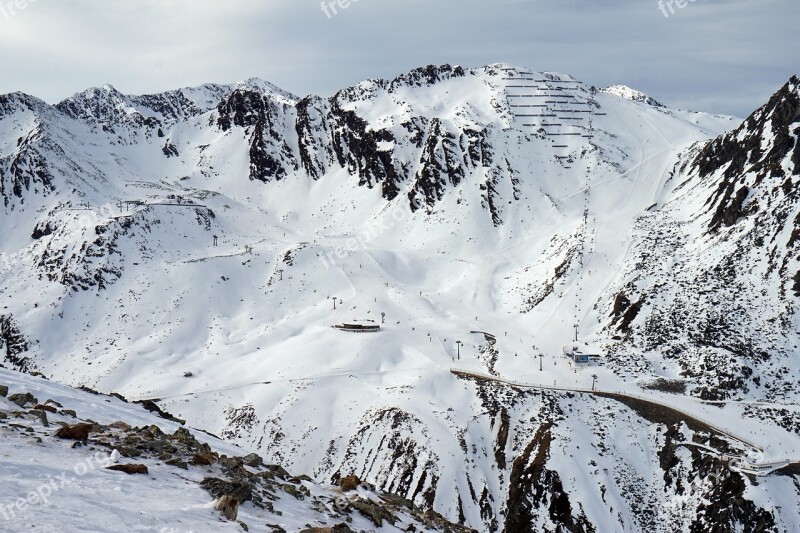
[106,463,149,475]
[408,118,464,213]
[336,407,438,507]
[299,524,353,533]
[388,64,466,91]
[350,497,396,527]
[641,378,687,394]
[216,89,296,182]
[505,423,595,532]
[493,407,510,469]
[165,457,188,470]
[0,315,34,372]
[35,215,133,292]
[222,403,258,440]
[610,292,644,333]
[711,184,752,231]
[328,99,402,200]
[280,483,307,500]
[693,76,800,232]
[294,96,329,180]
[29,409,48,427]
[242,452,263,467]
[8,392,37,408]
[161,141,179,158]
[262,464,291,479]
[0,126,55,208]
[611,292,631,320]
[134,399,185,425]
[201,477,254,503]
[31,220,56,240]
[218,455,244,471]
[54,423,93,441]
[118,446,140,458]
[190,452,218,466]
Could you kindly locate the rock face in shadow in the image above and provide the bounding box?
[0,315,34,373]
[504,423,596,533]
[211,64,506,219]
[0,110,55,208]
[693,75,800,232]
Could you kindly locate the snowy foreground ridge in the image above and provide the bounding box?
[1,64,799,531]
[0,368,467,531]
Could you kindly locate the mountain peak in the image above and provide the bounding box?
[71,83,124,100]
[0,91,50,116]
[52,77,299,128]
[601,84,665,107]
[692,74,800,185]
[234,77,298,104]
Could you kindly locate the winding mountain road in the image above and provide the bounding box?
[450,367,799,475]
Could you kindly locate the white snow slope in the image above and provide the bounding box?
[0,367,468,532]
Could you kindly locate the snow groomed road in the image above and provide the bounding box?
[450,368,798,476]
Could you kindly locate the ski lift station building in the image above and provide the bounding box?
[333,320,381,333]
[563,344,602,365]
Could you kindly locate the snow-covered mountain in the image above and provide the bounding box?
[0,367,469,532]
[1,63,799,531]
[600,85,666,108]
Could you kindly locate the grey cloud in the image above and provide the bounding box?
[0,0,796,116]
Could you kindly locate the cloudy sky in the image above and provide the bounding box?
[0,0,797,117]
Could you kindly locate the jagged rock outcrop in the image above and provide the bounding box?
[0,123,55,208]
[0,315,34,372]
[217,89,298,182]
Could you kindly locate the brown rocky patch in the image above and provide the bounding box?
[54,423,93,441]
[106,464,148,475]
[338,474,361,492]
